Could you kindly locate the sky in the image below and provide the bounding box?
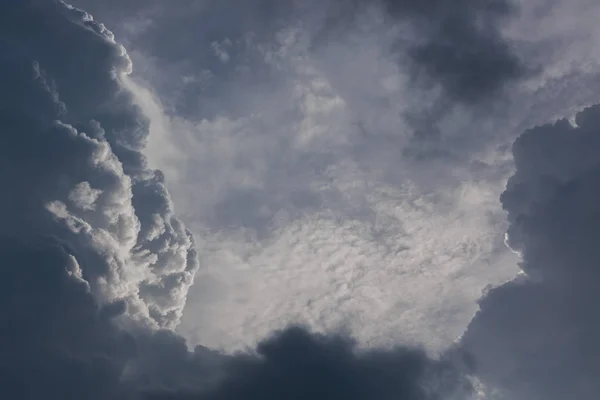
[4,0,600,399]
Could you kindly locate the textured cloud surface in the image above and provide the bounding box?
[70,0,527,106]
[0,1,474,399]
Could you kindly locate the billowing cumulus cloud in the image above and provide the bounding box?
[0,0,198,328]
[459,105,600,399]
[0,1,473,399]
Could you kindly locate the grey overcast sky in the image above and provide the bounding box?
[4,0,600,399]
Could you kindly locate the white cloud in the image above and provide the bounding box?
[179,178,518,353]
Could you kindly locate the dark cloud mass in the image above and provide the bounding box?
[460,105,600,399]
[0,236,222,399]
[320,0,527,103]
[396,0,525,103]
[1,0,199,328]
[17,1,600,400]
[0,1,471,399]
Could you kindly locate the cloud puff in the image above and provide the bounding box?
[459,105,600,399]
[0,0,197,328]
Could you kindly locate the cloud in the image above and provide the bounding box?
[0,236,219,399]
[137,39,521,351]
[458,105,600,399]
[150,326,472,400]
[0,0,198,328]
[0,234,227,399]
[315,0,528,104]
[0,1,473,400]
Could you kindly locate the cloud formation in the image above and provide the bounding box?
[0,236,219,399]
[0,1,473,400]
[316,0,527,104]
[459,105,600,399]
[0,234,470,400]
[1,0,198,328]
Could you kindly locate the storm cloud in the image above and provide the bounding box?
[392,0,526,103]
[70,0,528,115]
[318,0,528,103]
[1,0,199,328]
[459,105,600,399]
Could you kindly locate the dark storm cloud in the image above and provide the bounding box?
[62,0,531,236]
[0,1,470,399]
[0,0,198,328]
[459,105,600,400]
[314,0,528,104]
[386,0,526,103]
[0,237,128,400]
[150,327,469,400]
